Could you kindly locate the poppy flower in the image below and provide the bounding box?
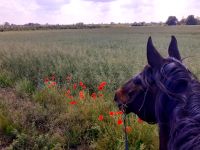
[82,85,86,89]
[98,94,104,97]
[117,118,123,125]
[51,81,57,86]
[79,91,85,99]
[73,83,77,90]
[98,81,107,91]
[138,118,143,124]
[116,111,123,115]
[98,115,104,121]
[125,126,132,133]
[109,111,115,117]
[69,101,77,105]
[65,90,71,97]
[91,93,97,100]
[44,77,49,84]
[79,81,84,87]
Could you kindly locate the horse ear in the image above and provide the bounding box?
[147,36,163,68]
[168,35,181,60]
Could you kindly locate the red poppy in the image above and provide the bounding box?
[98,115,104,121]
[116,111,123,115]
[79,91,85,99]
[109,111,115,117]
[65,90,71,97]
[82,85,86,89]
[98,81,107,91]
[138,118,143,124]
[51,81,57,86]
[79,81,84,87]
[44,77,49,83]
[73,83,77,90]
[98,94,104,97]
[117,118,123,125]
[69,101,77,105]
[91,93,97,100]
[125,126,132,133]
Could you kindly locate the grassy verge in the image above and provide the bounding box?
[0,80,158,149]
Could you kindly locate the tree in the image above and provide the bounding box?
[4,22,10,27]
[185,15,198,25]
[166,16,178,25]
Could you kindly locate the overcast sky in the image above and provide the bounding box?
[0,0,200,24]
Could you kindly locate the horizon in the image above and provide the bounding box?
[1,0,200,25]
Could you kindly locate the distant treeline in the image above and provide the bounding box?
[131,15,200,26]
[1,15,200,32]
[0,22,108,32]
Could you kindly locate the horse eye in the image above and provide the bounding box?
[128,91,135,97]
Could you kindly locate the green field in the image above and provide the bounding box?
[0,26,200,149]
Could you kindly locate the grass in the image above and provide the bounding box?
[0,26,200,149]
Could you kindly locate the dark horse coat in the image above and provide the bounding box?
[114,36,200,150]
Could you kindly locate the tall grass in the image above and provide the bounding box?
[0,26,199,91]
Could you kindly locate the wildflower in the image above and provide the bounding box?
[98,115,104,121]
[82,85,86,89]
[138,118,143,124]
[116,111,123,115]
[65,90,70,97]
[51,81,57,86]
[117,118,123,125]
[125,126,132,133]
[98,81,107,91]
[109,111,115,117]
[69,101,77,105]
[79,91,85,99]
[98,93,104,97]
[79,81,84,87]
[73,83,77,90]
[44,77,49,84]
[91,93,97,100]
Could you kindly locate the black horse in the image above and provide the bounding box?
[114,36,200,150]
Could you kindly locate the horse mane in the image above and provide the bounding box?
[152,57,200,149]
[168,79,200,149]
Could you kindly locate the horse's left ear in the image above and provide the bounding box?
[168,36,181,61]
[147,36,163,68]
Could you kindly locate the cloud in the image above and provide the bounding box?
[0,0,199,24]
[83,0,116,2]
[35,0,69,12]
[0,0,39,24]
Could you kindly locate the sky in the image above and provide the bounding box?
[0,0,200,24]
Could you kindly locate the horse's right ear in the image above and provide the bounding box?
[147,37,163,68]
[168,35,181,61]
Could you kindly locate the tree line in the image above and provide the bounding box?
[0,22,107,32]
[166,15,200,25]
[1,15,200,32]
